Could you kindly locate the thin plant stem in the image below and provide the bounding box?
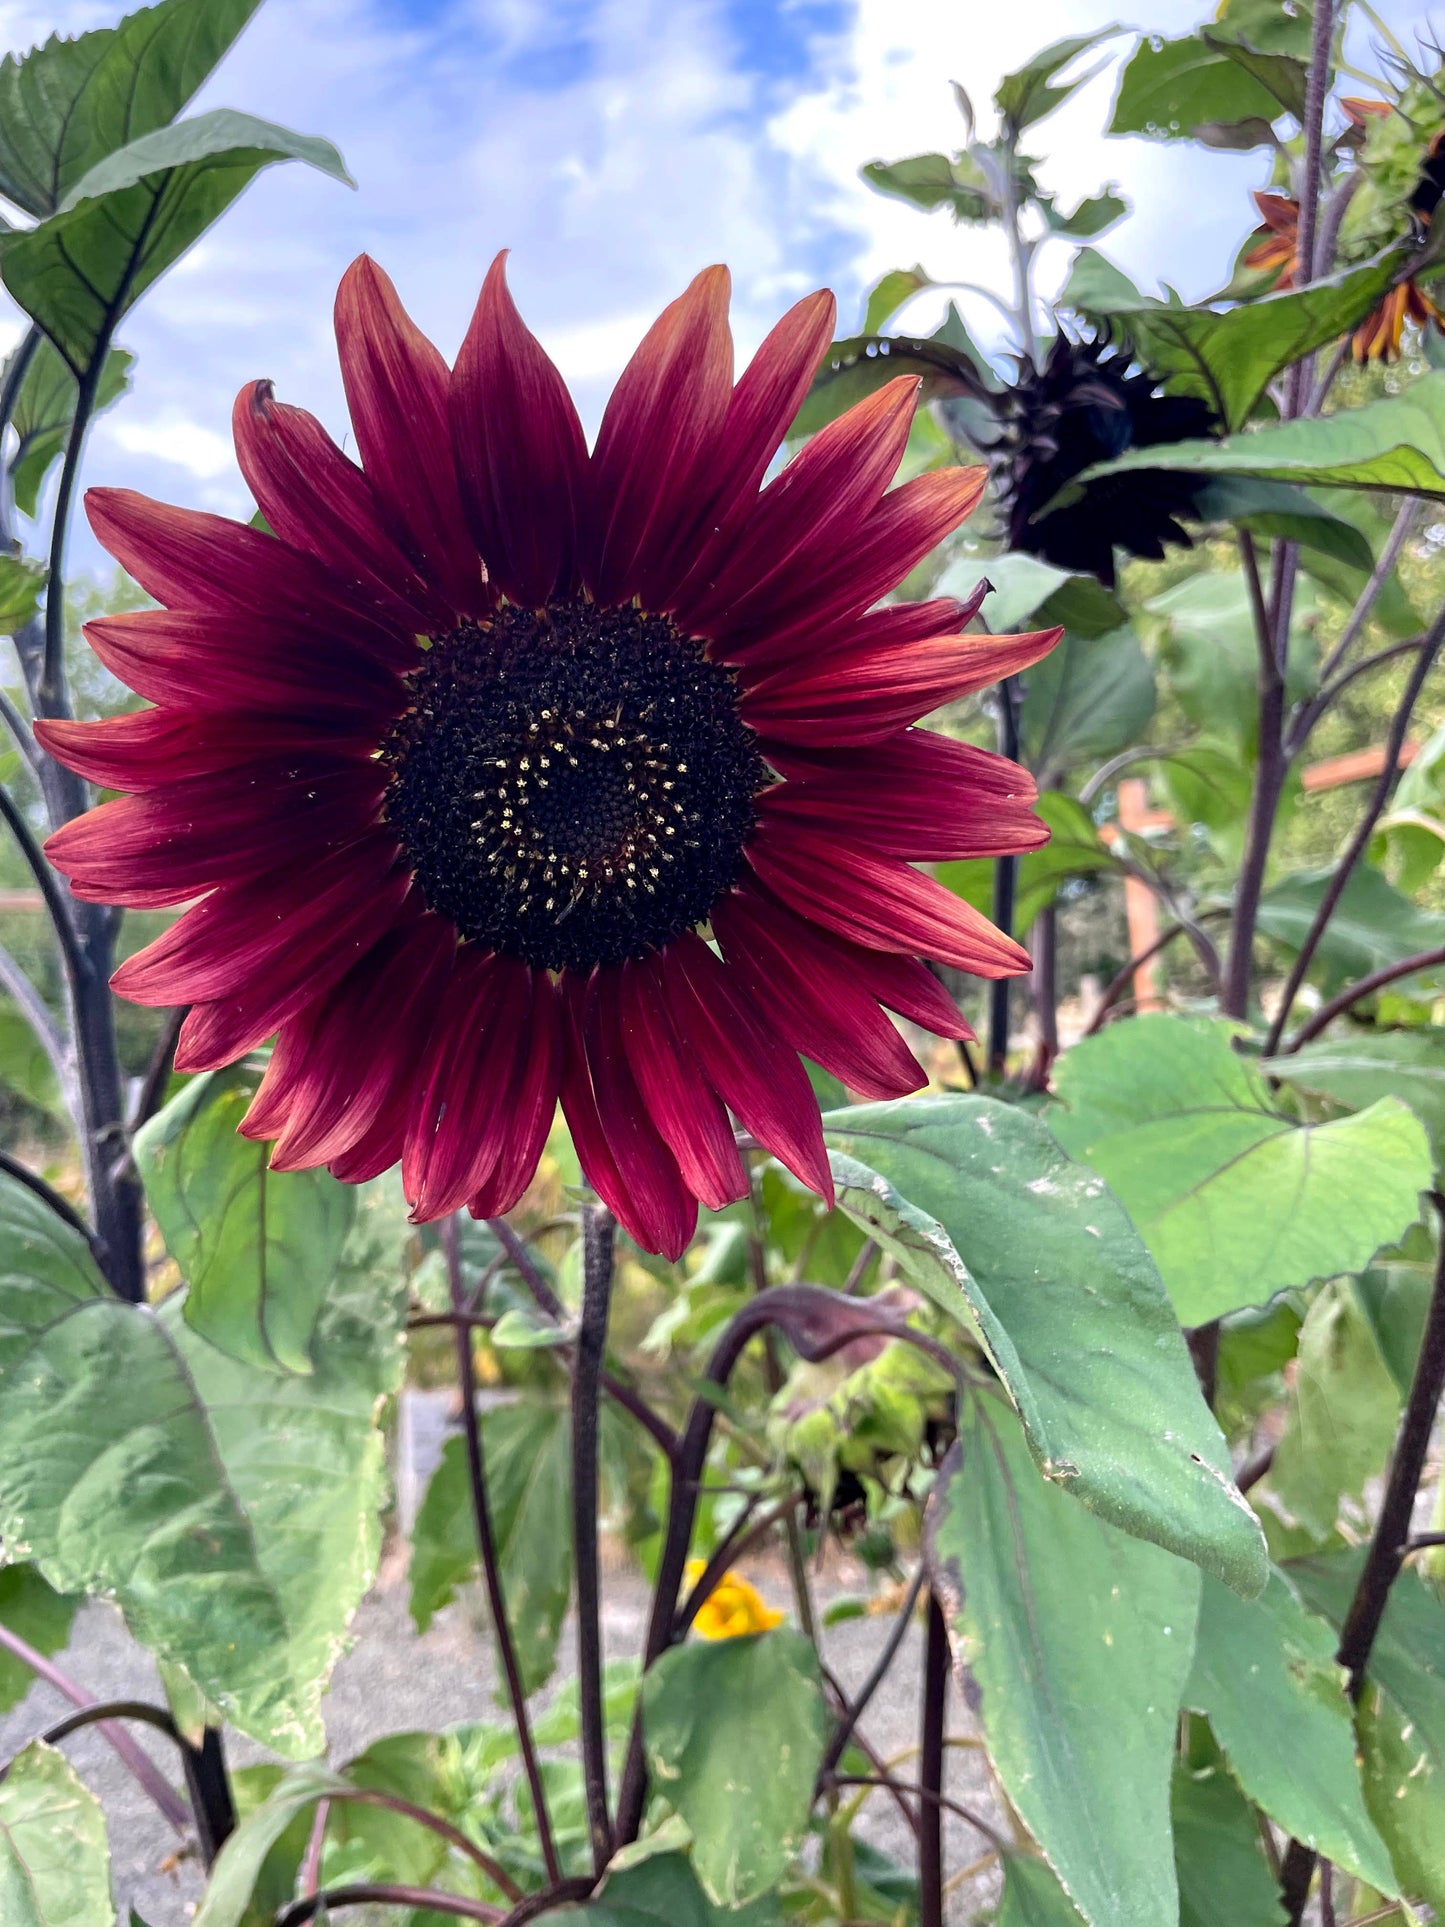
[0,326,40,439]
[1290,500,1420,745]
[1288,0,1337,402]
[1032,904,1059,1058]
[326,1788,523,1899]
[1282,941,1445,1049]
[0,1623,188,1832]
[1081,914,1229,1038]
[130,1006,184,1132]
[1264,615,1445,1055]
[179,1726,236,1868]
[1296,633,1431,748]
[919,1591,949,1927]
[673,1490,803,1638]
[574,1202,616,1876]
[20,1700,179,1755]
[301,1800,329,1897]
[0,782,83,979]
[818,1564,927,1786]
[1278,1192,1445,1921]
[275,1884,506,1927]
[0,688,40,776]
[1224,531,1290,1019]
[828,1777,1007,1854]
[39,355,103,712]
[441,1216,561,1886]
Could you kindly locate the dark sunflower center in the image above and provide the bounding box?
[382,599,766,972]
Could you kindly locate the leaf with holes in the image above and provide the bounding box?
[1049,1015,1431,1323]
[925,1399,1200,1927]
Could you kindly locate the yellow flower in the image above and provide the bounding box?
[684,1560,786,1639]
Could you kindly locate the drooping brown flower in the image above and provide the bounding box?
[41,254,1057,1257]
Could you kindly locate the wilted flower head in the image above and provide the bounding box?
[43,253,1057,1256]
[991,334,1216,585]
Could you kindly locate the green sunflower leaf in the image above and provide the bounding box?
[134,1064,357,1376]
[0,1565,77,1716]
[1184,1568,1396,1892]
[0,1742,112,1927]
[1062,247,1402,430]
[937,791,1115,936]
[824,1095,1266,1594]
[0,108,351,379]
[925,1399,1200,1927]
[1057,367,1445,503]
[0,0,263,219]
[1266,1028,1445,1159]
[640,1629,827,1906]
[1255,865,1445,997]
[1108,33,1283,142]
[1172,1761,1286,1927]
[1049,1015,1432,1323]
[7,334,133,519]
[0,1188,405,1756]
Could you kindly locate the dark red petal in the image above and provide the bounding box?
[79,608,401,720]
[334,254,486,618]
[34,709,376,790]
[746,816,1032,978]
[720,467,988,661]
[232,380,452,634]
[745,625,1063,748]
[450,252,588,609]
[584,265,734,607]
[85,488,416,671]
[403,950,534,1220]
[46,759,386,906]
[328,1106,407,1184]
[732,876,975,1040]
[617,956,748,1210]
[665,288,837,610]
[762,732,1046,861]
[712,889,927,1100]
[672,375,918,636]
[117,829,405,1013]
[659,931,832,1204]
[558,972,696,1260]
[467,968,562,1219]
[255,912,457,1170]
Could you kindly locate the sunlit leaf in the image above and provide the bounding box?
[1109,33,1283,142]
[0,555,44,635]
[1,109,351,378]
[825,1097,1266,1592]
[860,150,995,223]
[1050,1016,1432,1323]
[926,1399,1200,1927]
[1267,1029,1445,1158]
[1062,247,1399,429]
[0,0,263,218]
[862,265,932,334]
[995,26,1123,132]
[8,334,132,518]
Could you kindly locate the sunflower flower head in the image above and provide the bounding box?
[991,333,1217,585]
[684,1560,785,1639]
[42,253,1058,1258]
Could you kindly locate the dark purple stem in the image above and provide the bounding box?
[574,1203,616,1875]
[275,1884,505,1926]
[918,1591,948,1927]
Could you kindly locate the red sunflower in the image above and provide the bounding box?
[40,253,1057,1258]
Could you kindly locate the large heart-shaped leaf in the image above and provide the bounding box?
[409,1400,573,1697]
[1,108,351,377]
[925,1400,1200,1927]
[1060,369,1445,503]
[640,1630,827,1906]
[1184,1568,1396,1891]
[1049,1016,1431,1324]
[135,1065,356,1374]
[1063,247,1401,429]
[0,0,262,218]
[824,1098,1265,1593]
[0,1742,112,1926]
[0,1185,405,1755]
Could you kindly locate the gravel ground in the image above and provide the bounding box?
[0,1397,1006,1925]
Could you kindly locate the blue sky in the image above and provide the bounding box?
[0,0,1440,550]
